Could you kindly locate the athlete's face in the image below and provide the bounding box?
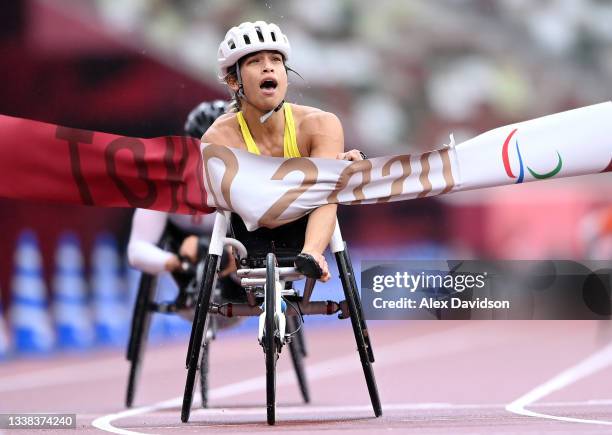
[233,50,288,111]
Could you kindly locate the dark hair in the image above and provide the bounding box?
[222,63,241,112]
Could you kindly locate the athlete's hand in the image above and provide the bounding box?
[179,235,199,263]
[219,247,238,278]
[300,250,331,282]
[164,254,181,272]
[337,149,366,161]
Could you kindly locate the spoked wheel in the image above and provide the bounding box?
[265,253,279,425]
[335,248,382,418]
[125,273,157,408]
[287,315,309,403]
[181,253,219,423]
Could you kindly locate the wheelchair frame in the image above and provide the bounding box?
[180,211,382,425]
[124,218,309,411]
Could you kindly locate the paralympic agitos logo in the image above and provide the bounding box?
[501,128,563,183]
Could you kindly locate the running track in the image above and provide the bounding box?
[2,321,612,434]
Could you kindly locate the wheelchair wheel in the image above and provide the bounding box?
[335,249,383,418]
[181,253,219,423]
[287,315,309,403]
[125,273,157,408]
[265,253,279,425]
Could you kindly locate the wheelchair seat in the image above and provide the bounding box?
[230,213,308,268]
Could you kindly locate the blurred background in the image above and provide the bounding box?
[0,0,610,358]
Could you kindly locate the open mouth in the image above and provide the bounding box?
[259,79,278,90]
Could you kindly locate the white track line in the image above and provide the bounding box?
[92,398,612,434]
[93,323,499,434]
[506,342,612,426]
[99,400,612,432]
[190,399,612,417]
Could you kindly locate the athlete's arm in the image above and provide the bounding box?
[201,116,237,149]
[301,111,345,281]
[127,209,180,274]
[201,127,219,145]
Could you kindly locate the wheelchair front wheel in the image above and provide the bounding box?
[265,253,279,425]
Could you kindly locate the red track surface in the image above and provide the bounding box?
[2,320,612,434]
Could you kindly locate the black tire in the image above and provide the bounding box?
[335,251,382,417]
[265,253,278,425]
[343,244,375,363]
[125,273,157,408]
[181,254,219,423]
[287,315,309,403]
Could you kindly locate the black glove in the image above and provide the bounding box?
[294,253,323,279]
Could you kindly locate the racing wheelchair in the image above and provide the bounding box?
[125,220,309,409]
[180,211,382,425]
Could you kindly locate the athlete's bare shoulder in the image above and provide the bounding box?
[290,104,343,157]
[290,104,341,132]
[201,112,242,149]
[291,104,341,133]
[289,103,322,120]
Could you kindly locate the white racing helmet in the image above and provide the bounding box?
[218,21,291,77]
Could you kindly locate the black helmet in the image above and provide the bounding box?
[184,100,227,139]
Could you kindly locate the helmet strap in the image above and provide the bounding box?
[259,100,284,123]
